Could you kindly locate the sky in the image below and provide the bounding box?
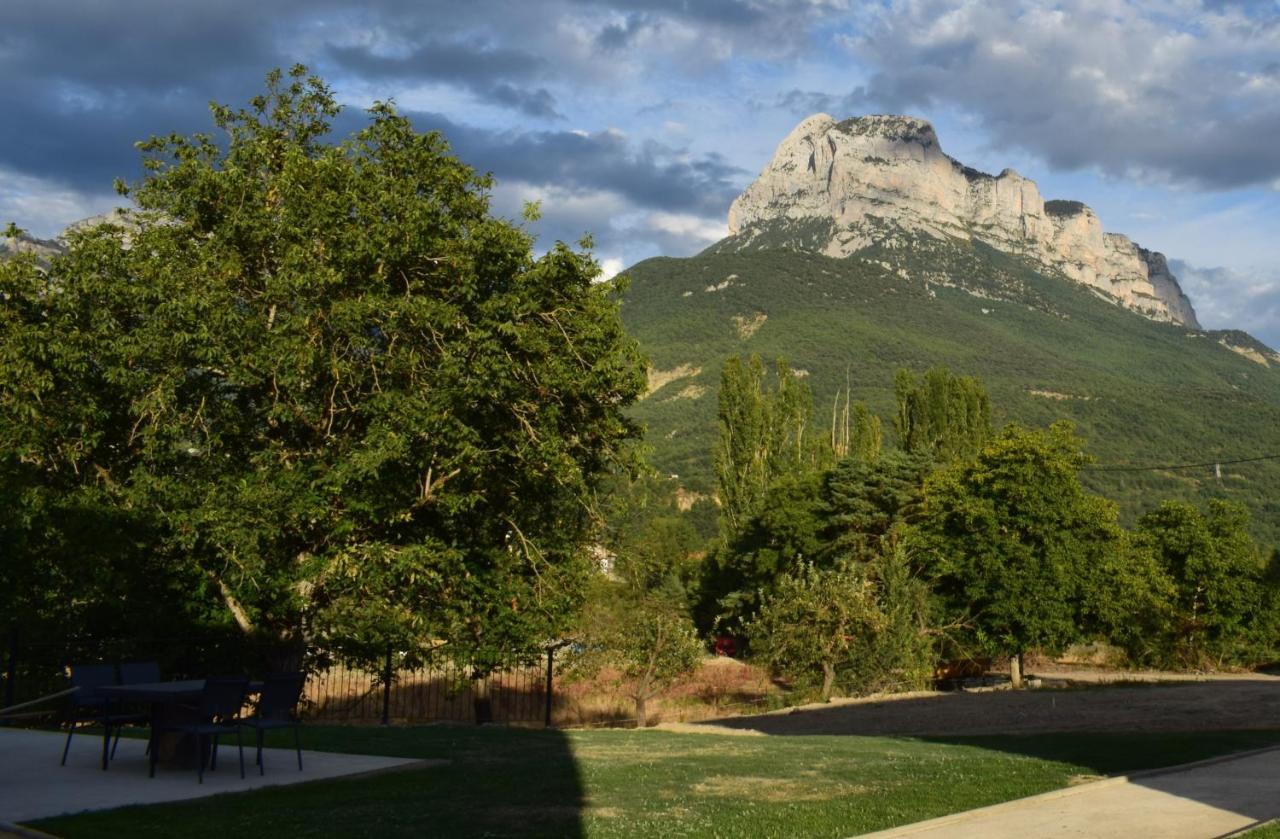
[2,0,1278,346]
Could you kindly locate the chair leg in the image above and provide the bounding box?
[211,734,219,771]
[257,728,265,776]
[61,725,74,766]
[149,731,158,778]
[197,734,205,784]
[294,723,302,771]
[101,724,112,771]
[110,726,122,760]
[236,727,244,780]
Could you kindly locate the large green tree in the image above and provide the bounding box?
[0,67,645,655]
[1134,500,1278,667]
[823,450,933,563]
[912,422,1139,686]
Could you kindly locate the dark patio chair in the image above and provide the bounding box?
[149,675,249,784]
[60,663,143,771]
[118,660,161,685]
[243,671,306,775]
[109,660,163,760]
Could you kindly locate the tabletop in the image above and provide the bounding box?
[99,679,208,702]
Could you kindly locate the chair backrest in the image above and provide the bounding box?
[199,675,250,721]
[69,663,118,705]
[118,660,161,685]
[256,672,306,721]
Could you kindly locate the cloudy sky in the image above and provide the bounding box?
[3,0,1278,345]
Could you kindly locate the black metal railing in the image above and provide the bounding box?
[1,629,562,727]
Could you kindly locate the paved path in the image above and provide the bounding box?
[858,745,1280,838]
[0,728,442,825]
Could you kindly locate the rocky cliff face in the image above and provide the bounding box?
[0,229,64,266]
[0,209,138,268]
[727,113,1200,328]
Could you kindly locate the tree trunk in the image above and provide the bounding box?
[821,662,836,702]
[1009,651,1023,689]
[472,669,493,724]
[634,693,648,728]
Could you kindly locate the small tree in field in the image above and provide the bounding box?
[571,484,705,727]
[572,582,703,727]
[748,561,880,701]
[747,541,932,702]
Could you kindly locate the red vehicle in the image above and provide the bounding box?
[713,635,741,657]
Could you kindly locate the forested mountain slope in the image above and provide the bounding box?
[620,236,1280,545]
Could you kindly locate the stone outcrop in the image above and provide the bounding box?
[0,230,64,266]
[727,113,1200,327]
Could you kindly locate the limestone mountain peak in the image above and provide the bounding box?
[726,113,1200,328]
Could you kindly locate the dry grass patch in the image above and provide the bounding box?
[692,775,872,802]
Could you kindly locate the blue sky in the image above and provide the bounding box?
[2,0,1278,345]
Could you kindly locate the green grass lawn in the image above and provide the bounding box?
[32,725,1280,838]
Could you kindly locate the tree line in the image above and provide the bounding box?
[583,356,1280,715]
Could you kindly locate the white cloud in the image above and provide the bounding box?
[0,168,119,238]
[1171,259,1280,349]
[644,212,727,245]
[844,0,1280,188]
[597,256,625,280]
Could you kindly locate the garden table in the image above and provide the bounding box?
[99,679,260,770]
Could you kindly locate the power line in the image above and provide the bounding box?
[1084,453,1280,473]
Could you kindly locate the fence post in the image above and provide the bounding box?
[2,627,16,726]
[544,646,554,729]
[381,643,393,727]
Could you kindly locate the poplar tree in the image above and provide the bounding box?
[894,367,991,461]
[714,355,820,534]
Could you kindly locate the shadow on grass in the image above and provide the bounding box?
[707,677,1280,829]
[707,678,1280,738]
[31,725,587,838]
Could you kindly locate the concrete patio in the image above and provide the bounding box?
[0,727,442,826]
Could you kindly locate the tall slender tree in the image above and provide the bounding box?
[894,367,991,461]
[714,355,822,534]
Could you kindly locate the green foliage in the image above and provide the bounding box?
[714,355,825,533]
[894,367,991,460]
[571,473,707,725]
[823,449,934,562]
[912,423,1134,664]
[0,67,645,653]
[697,469,826,634]
[748,560,881,700]
[1133,500,1278,667]
[748,541,932,701]
[829,386,883,462]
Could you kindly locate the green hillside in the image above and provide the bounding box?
[619,235,1280,546]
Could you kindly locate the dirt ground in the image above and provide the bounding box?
[699,668,1280,737]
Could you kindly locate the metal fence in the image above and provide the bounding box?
[1,629,559,727]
